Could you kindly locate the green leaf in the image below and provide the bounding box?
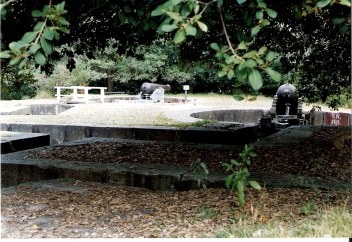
[55,1,66,14]
[258,46,268,55]
[333,18,345,25]
[42,5,49,15]
[40,37,52,56]
[239,59,257,70]
[54,31,60,41]
[197,21,208,32]
[237,41,247,50]
[161,24,179,32]
[248,180,261,190]
[0,51,11,58]
[227,69,235,79]
[58,17,70,26]
[18,58,28,69]
[316,0,331,8]
[181,4,192,16]
[233,94,245,101]
[218,70,227,78]
[29,43,41,54]
[257,0,266,8]
[230,159,240,166]
[9,56,23,65]
[166,11,183,22]
[248,68,263,90]
[243,50,257,58]
[217,0,224,7]
[34,22,44,31]
[236,0,247,4]
[173,28,186,44]
[265,67,281,81]
[43,27,55,40]
[31,10,42,18]
[255,58,264,65]
[236,68,248,82]
[266,8,277,19]
[185,24,197,36]
[171,0,183,5]
[251,25,261,36]
[256,10,263,19]
[59,27,70,34]
[34,51,46,65]
[151,5,167,16]
[9,42,21,55]
[262,19,270,26]
[225,174,235,189]
[266,51,275,62]
[21,32,37,44]
[210,43,220,51]
[339,0,351,6]
[222,162,232,171]
[237,180,244,194]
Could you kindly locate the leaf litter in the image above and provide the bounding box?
[2,126,351,238]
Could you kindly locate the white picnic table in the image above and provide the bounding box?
[54,86,107,103]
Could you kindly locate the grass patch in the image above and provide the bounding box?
[151,113,218,128]
[216,201,352,238]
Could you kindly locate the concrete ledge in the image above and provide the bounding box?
[1,123,258,145]
[191,109,267,123]
[0,131,50,154]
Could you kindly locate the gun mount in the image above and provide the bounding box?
[140,82,171,95]
[260,84,307,131]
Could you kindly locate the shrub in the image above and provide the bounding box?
[1,64,37,100]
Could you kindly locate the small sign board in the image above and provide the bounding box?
[183,85,190,91]
[324,112,350,126]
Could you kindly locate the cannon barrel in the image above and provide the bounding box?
[276,83,297,102]
[275,83,298,116]
[141,82,171,95]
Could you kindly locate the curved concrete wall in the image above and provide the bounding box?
[191,109,267,123]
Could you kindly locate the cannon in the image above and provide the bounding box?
[270,83,302,117]
[260,83,306,131]
[140,82,171,95]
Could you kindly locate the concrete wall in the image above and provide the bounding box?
[191,109,266,123]
[0,123,258,146]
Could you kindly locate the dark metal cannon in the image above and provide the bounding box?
[260,83,306,131]
[140,82,171,95]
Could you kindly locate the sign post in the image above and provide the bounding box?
[183,85,190,102]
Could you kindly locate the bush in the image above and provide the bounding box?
[1,64,37,100]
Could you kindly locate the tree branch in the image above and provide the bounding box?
[218,8,244,62]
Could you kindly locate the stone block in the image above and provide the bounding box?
[91,126,136,139]
[313,111,324,125]
[33,124,66,144]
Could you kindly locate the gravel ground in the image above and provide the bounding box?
[0,95,349,126]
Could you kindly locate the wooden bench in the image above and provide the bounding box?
[55,86,107,103]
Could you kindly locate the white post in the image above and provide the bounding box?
[56,87,61,103]
[84,87,89,103]
[100,88,105,103]
[71,87,77,102]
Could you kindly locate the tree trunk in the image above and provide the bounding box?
[107,77,113,92]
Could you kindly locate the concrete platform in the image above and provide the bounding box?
[0,131,50,154]
[1,132,350,191]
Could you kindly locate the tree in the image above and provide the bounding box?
[1,0,350,108]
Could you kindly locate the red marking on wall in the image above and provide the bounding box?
[324,112,350,126]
